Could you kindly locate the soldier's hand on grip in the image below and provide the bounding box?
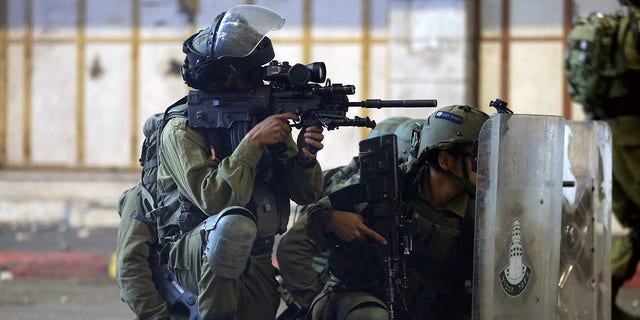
[246,113,298,147]
[296,125,324,161]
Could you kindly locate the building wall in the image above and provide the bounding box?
[478,0,621,118]
[0,0,626,229]
[0,0,469,227]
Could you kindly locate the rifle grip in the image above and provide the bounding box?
[305,143,318,154]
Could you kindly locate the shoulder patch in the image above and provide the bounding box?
[434,111,463,124]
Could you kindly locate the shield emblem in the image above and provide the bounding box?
[473,113,565,319]
[472,113,612,319]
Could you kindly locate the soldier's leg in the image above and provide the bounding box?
[611,179,640,320]
[236,252,281,319]
[167,224,241,319]
[169,207,257,319]
[612,181,640,299]
[612,234,634,292]
[167,224,204,295]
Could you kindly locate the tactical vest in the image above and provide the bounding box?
[403,193,475,319]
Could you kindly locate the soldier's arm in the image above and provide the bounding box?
[159,117,262,214]
[277,136,323,204]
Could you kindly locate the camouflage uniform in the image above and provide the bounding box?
[607,3,640,302]
[305,106,489,320]
[583,0,640,306]
[306,178,475,320]
[276,117,422,312]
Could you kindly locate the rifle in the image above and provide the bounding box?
[357,134,419,319]
[275,274,307,320]
[186,60,437,158]
[151,263,201,320]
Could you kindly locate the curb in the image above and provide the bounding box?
[0,251,111,279]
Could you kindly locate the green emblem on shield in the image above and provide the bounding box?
[499,218,532,297]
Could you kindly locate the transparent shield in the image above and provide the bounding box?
[213,4,285,58]
[473,114,565,319]
[558,120,612,320]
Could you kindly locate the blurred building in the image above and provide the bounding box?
[0,0,622,229]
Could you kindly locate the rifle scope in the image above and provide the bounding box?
[265,60,326,86]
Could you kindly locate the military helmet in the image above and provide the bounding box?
[367,117,410,139]
[367,117,410,160]
[417,105,489,158]
[366,116,426,166]
[181,5,284,91]
[395,118,426,161]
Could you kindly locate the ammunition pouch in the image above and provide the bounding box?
[250,181,290,237]
[177,201,208,234]
[411,210,461,263]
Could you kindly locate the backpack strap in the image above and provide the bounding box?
[135,96,189,226]
[163,96,189,124]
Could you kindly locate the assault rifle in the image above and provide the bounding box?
[358,134,418,319]
[327,134,418,319]
[151,263,200,320]
[186,60,437,158]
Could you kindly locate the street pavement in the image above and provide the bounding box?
[0,277,134,320]
[0,276,639,320]
[1,224,640,319]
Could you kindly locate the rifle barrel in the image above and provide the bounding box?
[351,99,437,108]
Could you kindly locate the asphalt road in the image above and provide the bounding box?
[1,276,640,320]
[0,277,134,320]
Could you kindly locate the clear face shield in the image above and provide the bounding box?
[212,5,285,59]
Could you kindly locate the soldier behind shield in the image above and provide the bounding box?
[276,116,422,319]
[305,105,489,320]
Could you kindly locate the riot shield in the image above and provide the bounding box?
[557,120,612,320]
[473,114,565,319]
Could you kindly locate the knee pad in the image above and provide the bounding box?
[202,206,257,279]
[335,292,388,320]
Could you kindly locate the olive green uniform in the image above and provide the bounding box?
[306,169,475,320]
[276,117,421,311]
[277,158,360,309]
[609,116,640,286]
[591,6,640,299]
[157,115,323,319]
[116,184,180,320]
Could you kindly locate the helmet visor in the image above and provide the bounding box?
[213,5,285,59]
